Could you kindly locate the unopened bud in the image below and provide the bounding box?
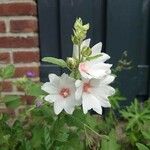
[81,46,92,57]
[67,57,77,69]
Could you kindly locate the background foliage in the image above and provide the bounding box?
[0,63,150,150]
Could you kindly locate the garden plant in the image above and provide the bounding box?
[0,18,150,150]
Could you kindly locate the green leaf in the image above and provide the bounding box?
[27,83,45,97]
[101,130,120,150]
[43,127,52,150]
[56,132,69,142]
[4,95,21,109]
[0,64,15,79]
[120,99,150,131]
[21,139,32,150]
[109,89,126,109]
[65,109,86,129]
[136,143,149,150]
[42,57,67,68]
[142,130,150,140]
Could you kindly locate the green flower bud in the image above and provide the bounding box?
[67,57,77,69]
[71,18,90,45]
[81,46,92,57]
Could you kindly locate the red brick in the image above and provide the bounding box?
[13,51,39,63]
[0,37,38,48]
[14,66,39,78]
[21,95,35,105]
[10,20,38,33]
[0,21,6,32]
[0,108,15,115]
[1,81,12,92]
[0,52,10,64]
[0,3,37,16]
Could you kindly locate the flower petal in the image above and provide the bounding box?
[75,80,83,100]
[41,82,58,94]
[44,94,57,103]
[64,106,74,114]
[73,44,79,58]
[101,75,115,85]
[73,39,91,59]
[81,38,91,49]
[92,42,102,55]
[93,107,102,115]
[82,93,100,114]
[54,99,64,115]
[94,53,110,62]
[48,74,60,85]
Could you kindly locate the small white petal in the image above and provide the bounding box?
[81,39,91,49]
[44,94,58,103]
[48,74,60,85]
[73,44,79,58]
[54,100,64,115]
[92,42,102,55]
[73,39,91,59]
[75,80,82,87]
[75,84,83,100]
[41,82,58,94]
[64,106,74,114]
[91,89,111,107]
[93,107,102,115]
[82,93,100,114]
[101,75,115,85]
[94,53,110,62]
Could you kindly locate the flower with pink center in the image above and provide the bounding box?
[75,75,115,115]
[79,61,112,79]
[73,39,112,79]
[41,73,77,115]
[73,38,110,62]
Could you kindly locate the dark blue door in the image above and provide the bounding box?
[37,0,150,104]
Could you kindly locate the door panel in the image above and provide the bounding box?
[37,0,150,103]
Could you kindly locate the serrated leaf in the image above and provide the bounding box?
[43,127,52,150]
[136,143,149,150]
[56,132,69,142]
[42,57,67,68]
[27,83,45,97]
[65,109,86,129]
[0,64,15,79]
[21,139,32,150]
[142,130,150,140]
[4,95,21,109]
[101,130,120,150]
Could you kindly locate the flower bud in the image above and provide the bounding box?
[67,57,77,69]
[81,46,92,57]
[71,18,90,45]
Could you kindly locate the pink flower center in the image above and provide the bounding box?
[83,83,91,93]
[79,63,89,73]
[59,88,70,98]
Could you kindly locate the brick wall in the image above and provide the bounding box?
[0,0,40,95]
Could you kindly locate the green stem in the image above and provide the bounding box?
[84,123,109,140]
[78,42,81,61]
[70,115,109,140]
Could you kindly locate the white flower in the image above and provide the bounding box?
[73,39,112,79]
[75,75,115,114]
[73,38,110,61]
[41,73,77,115]
[79,60,112,79]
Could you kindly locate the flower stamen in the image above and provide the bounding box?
[60,88,70,98]
[83,83,91,93]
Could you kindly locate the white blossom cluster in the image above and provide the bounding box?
[41,39,115,115]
